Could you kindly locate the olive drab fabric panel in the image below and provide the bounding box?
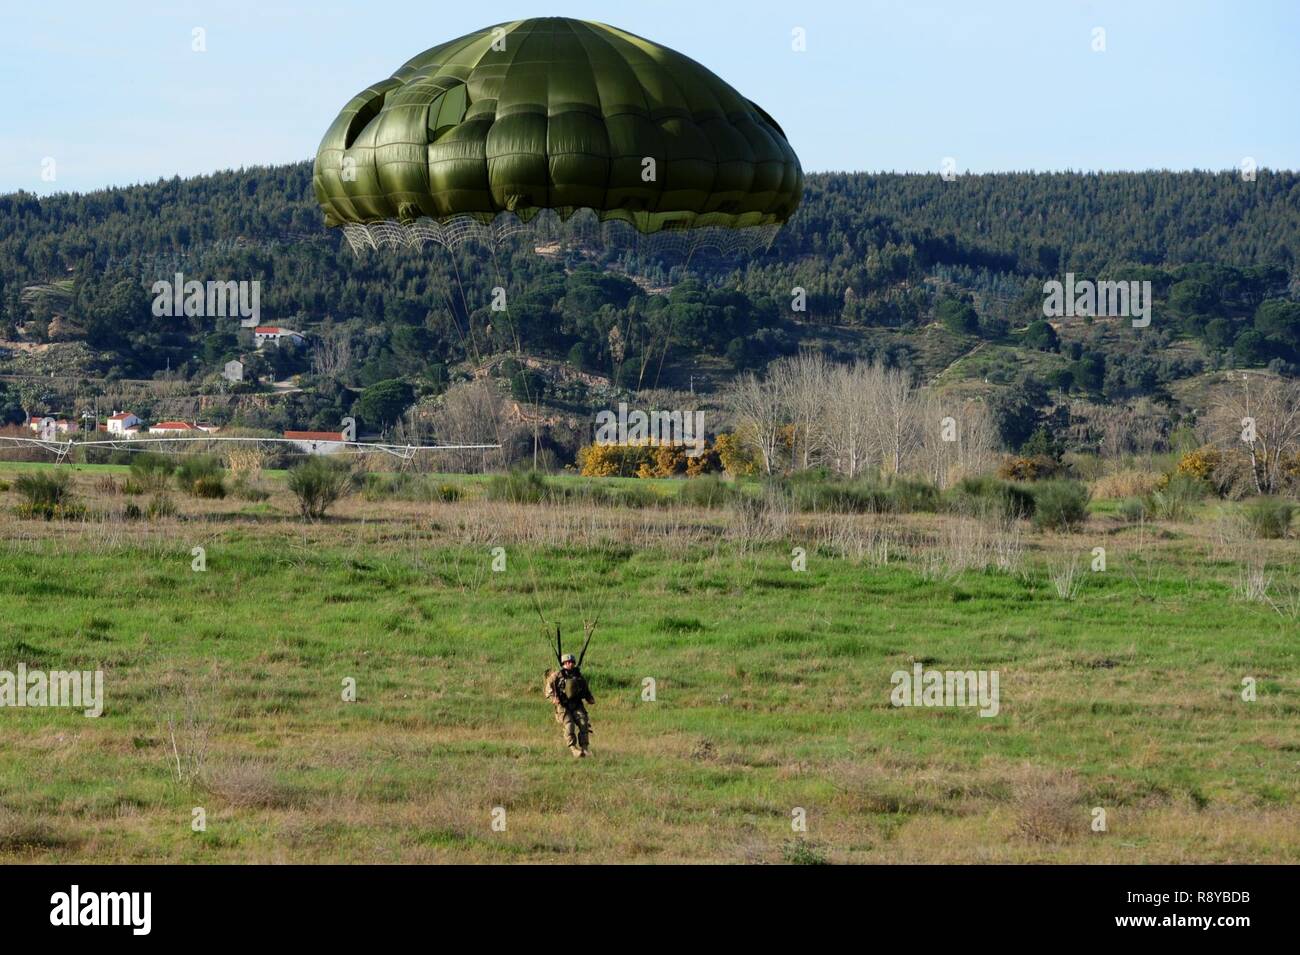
[314,18,802,233]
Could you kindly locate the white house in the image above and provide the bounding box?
[28,417,72,437]
[222,359,244,382]
[254,326,306,348]
[283,430,346,455]
[106,412,141,434]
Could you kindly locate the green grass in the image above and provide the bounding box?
[1,460,131,475]
[0,467,1297,862]
[0,461,692,494]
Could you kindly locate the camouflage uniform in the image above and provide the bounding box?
[544,666,594,757]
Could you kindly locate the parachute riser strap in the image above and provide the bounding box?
[577,621,596,667]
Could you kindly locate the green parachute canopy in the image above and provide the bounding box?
[313,18,802,240]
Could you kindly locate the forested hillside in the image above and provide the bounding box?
[2,164,1298,447]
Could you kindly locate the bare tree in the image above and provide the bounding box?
[1097,398,1169,466]
[1098,403,1132,462]
[432,380,508,472]
[872,363,923,476]
[774,350,831,471]
[726,370,788,475]
[818,363,873,478]
[311,326,352,381]
[1205,374,1300,494]
[918,394,998,488]
[727,358,995,486]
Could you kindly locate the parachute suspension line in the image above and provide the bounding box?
[429,250,498,469]
[577,617,596,667]
[343,214,783,262]
[618,288,642,388]
[449,240,514,472]
[652,240,702,391]
[488,239,542,470]
[571,550,608,668]
[361,242,488,463]
[347,230,471,388]
[449,251,482,367]
[651,308,674,392]
[435,235,507,473]
[432,271,483,463]
[521,548,562,667]
[520,538,610,672]
[427,251,472,368]
[650,238,697,391]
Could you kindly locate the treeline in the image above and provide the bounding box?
[793,170,1300,274]
[1,165,1298,417]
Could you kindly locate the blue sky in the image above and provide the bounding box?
[3,0,1297,195]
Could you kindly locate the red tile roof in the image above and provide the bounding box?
[284,430,344,442]
[108,412,136,420]
[151,421,197,430]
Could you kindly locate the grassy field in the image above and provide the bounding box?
[1,463,1298,863]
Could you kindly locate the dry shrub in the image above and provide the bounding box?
[349,451,394,475]
[1008,765,1084,842]
[1211,509,1252,552]
[690,739,718,761]
[727,487,791,549]
[1205,449,1256,499]
[154,664,217,783]
[1090,469,1159,500]
[918,515,1023,579]
[997,455,1060,481]
[202,759,297,809]
[818,515,899,566]
[226,445,266,482]
[825,759,956,816]
[0,809,76,854]
[1048,555,1082,600]
[1235,556,1273,605]
[436,498,720,551]
[1219,537,1300,617]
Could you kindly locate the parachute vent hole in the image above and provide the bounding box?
[427,83,469,143]
[344,92,387,149]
